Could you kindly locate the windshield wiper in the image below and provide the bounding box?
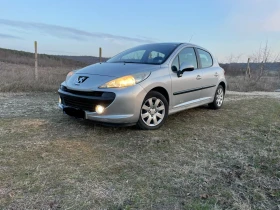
[124,61,140,64]
[112,61,142,64]
[109,61,159,65]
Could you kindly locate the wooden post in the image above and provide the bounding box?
[246,58,251,78]
[99,47,102,63]
[34,41,38,80]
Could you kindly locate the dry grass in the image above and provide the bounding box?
[0,92,279,209]
[1,61,279,92]
[226,75,279,92]
[0,62,76,92]
[0,48,86,67]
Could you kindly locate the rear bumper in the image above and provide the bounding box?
[58,84,147,124]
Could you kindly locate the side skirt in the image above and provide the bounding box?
[168,97,213,115]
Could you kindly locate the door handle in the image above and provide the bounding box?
[196,75,202,80]
[214,72,219,77]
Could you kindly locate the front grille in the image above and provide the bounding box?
[60,94,115,112]
[61,86,103,97]
[62,97,95,111]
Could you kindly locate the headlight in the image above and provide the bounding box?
[66,71,74,81]
[99,72,150,88]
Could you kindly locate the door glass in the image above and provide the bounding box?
[171,55,179,71]
[178,48,198,69]
[197,49,213,68]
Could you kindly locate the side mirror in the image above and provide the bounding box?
[171,66,178,72]
[177,62,195,77]
[180,62,195,72]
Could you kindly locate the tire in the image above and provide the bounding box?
[137,91,168,130]
[209,85,224,109]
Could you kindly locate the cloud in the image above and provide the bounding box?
[0,33,22,39]
[263,9,280,31]
[0,19,155,43]
[137,35,160,42]
[224,0,280,33]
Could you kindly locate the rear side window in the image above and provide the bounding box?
[197,49,213,68]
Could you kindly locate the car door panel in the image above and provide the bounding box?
[171,69,203,107]
[196,48,218,99]
[170,47,203,108]
[200,66,219,99]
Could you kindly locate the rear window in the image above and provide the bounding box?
[197,49,213,68]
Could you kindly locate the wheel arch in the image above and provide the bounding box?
[218,81,226,93]
[148,86,170,105]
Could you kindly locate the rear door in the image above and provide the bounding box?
[196,48,218,99]
[170,47,203,108]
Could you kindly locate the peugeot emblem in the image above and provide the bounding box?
[75,76,88,85]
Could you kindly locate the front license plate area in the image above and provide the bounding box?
[63,107,85,119]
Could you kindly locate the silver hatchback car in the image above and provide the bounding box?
[58,43,226,130]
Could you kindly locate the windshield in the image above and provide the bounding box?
[107,43,180,65]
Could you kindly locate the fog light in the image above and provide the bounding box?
[59,97,61,104]
[95,105,105,114]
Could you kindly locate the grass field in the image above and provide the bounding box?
[0,92,279,209]
[226,76,279,92]
[0,61,77,92]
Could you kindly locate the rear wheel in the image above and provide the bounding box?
[209,85,224,109]
[137,91,168,130]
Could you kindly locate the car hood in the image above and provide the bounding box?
[65,62,159,90]
[76,62,158,76]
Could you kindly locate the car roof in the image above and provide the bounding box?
[143,42,205,49]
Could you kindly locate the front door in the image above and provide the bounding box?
[170,47,203,108]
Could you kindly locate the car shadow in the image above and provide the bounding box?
[60,104,212,132]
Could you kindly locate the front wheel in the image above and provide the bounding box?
[137,91,168,130]
[209,85,224,109]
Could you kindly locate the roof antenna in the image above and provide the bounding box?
[189,34,194,42]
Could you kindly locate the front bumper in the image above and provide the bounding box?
[58,84,147,124]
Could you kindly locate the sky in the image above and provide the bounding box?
[0,0,280,62]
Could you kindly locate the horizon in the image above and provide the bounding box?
[2,46,280,65]
[1,0,280,62]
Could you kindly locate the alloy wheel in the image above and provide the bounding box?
[141,97,165,127]
[216,88,224,107]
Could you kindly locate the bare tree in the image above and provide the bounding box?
[251,41,271,82]
[225,41,280,92]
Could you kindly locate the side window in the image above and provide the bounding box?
[178,48,198,69]
[171,55,179,71]
[197,49,213,68]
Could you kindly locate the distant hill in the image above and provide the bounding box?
[0,48,107,68]
[0,47,279,74]
[220,62,280,76]
[57,55,109,65]
[220,62,280,71]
